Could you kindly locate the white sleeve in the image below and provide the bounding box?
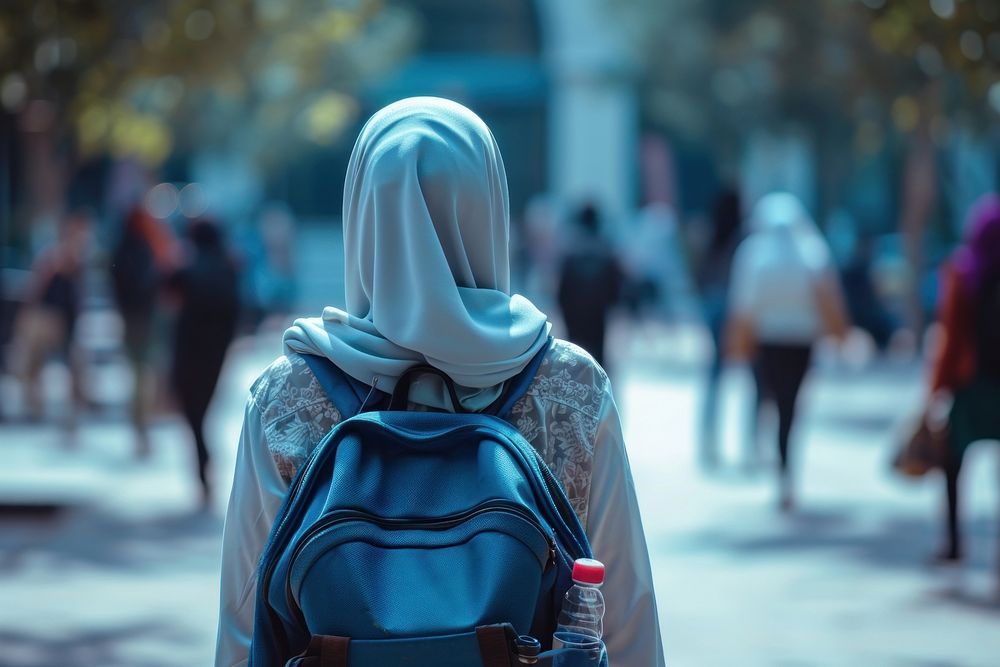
[215,396,289,667]
[586,386,666,667]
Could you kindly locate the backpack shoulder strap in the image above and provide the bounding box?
[486,336,553,418]
[298,353,387,418]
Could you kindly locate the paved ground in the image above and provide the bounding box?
[619,347,1000,667]
[1,330,999,667]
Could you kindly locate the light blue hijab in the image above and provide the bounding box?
[749,192,831,269]
[283,97,551,410]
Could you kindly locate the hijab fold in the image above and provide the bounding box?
[284,97,551,411]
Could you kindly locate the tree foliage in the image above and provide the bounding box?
[612,0,1000,152]
[0,0,417,170]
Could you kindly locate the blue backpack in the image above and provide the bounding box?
[249,338,600,666]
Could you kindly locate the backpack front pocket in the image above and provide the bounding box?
[288,500,554,640]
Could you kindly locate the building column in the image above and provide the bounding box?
[537,0,639,225]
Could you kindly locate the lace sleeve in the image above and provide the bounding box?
[509,339,608,527]
[251,355,343,484]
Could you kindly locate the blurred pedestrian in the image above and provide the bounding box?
[556,202,625,367]
[926,194,1000,564]
[246,202,297,331]
[622,203,694,323]
[841,235,894,351]
[696,186,742,467]
[109,205,175,458]
[168,219,240,507]
[726,192,849,511]
[9,209,93,426]
[520,194,564,313]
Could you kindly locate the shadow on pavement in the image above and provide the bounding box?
[926,586,1000,614]
[673,507,997,576]
[0,622,195,667]
[810,410,900,436]
[0,508,222,572]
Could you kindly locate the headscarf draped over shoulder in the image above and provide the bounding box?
[284,97,551,410]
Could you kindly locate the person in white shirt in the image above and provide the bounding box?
[726,192,848,510]
[215,97,665,667]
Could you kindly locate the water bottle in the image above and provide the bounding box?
[552,558,606,665]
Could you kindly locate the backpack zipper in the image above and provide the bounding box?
[284,499,557,626]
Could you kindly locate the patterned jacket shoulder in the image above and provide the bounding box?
[247,340,611,499]
[249,354,342,483]
[507,339,610,526]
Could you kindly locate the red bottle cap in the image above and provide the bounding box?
[572,558,605,585]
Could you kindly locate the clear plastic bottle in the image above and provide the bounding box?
[552,558,605,660]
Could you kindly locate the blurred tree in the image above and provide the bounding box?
[857,0,1000,332]
[0,0,417,234]
[612,0,1000,333]
[615,0,998,160]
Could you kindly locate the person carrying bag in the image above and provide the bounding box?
[920,194,1000,565]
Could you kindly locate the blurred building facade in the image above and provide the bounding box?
[273,0,641,223]
[2,0,999,333]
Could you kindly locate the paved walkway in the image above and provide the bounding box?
[1,334,998,666]
[620,354,1000,667]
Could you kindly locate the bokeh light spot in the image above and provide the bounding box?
[298,92,358,145]
[317,9,362,42]
[34,38,60,73]
[185,9,216,41]
[959,31,984,61]
[179,183,209,219]
[109,108,173,166]
[1,73,27,112]
[989,81,1000,115]
[915,43,944,77]
[929,0,955,19]
[77,104,110,153]
[145,183,180,219]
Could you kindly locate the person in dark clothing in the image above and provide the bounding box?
[927,194,1000,565]
[841,236,894,350]
[557,203,624,367]
[110,206,175,458]
[696,186,742,467]
[169,219,240,507]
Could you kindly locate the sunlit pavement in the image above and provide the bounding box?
[618,342,1000,667]
[2,330,999,667]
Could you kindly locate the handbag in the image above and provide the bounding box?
[891,411,948,477]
